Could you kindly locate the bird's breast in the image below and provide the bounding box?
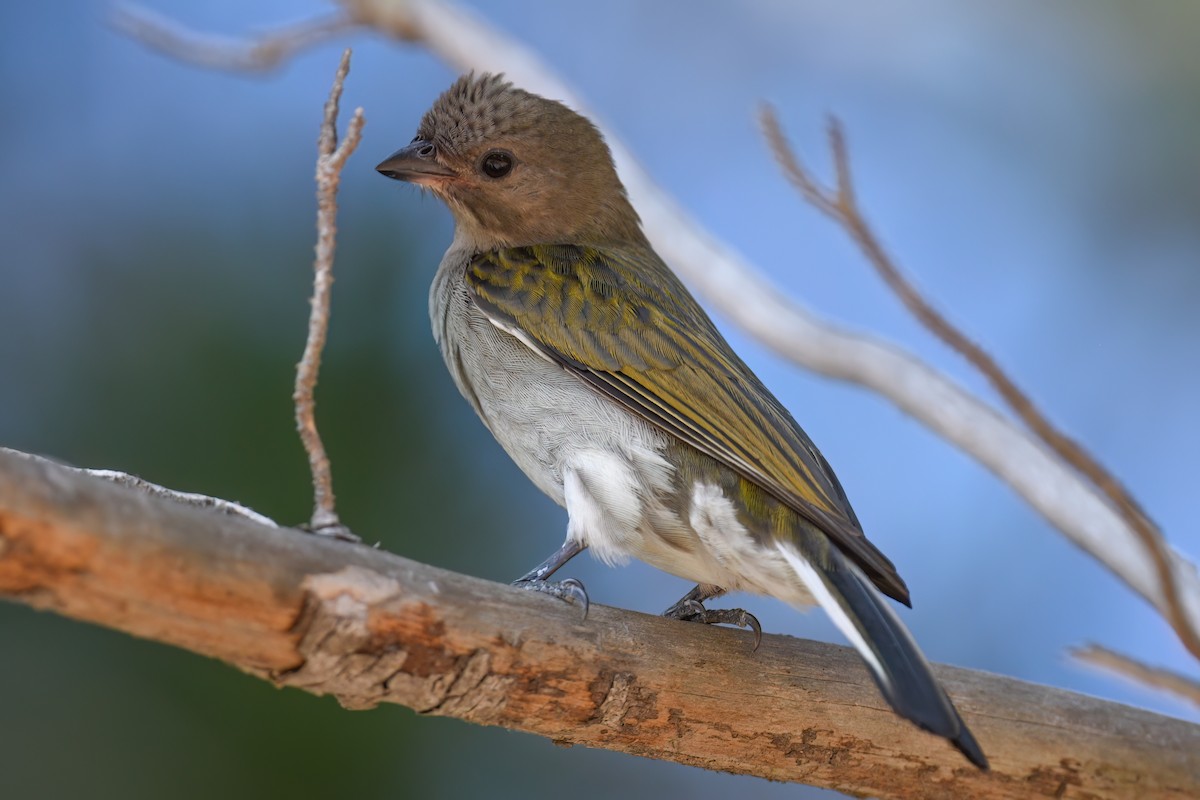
[430,250,625,506]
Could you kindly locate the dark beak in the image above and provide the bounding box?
[375,140,457,184]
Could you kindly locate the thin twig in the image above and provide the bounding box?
[1073,644,1200,709]
[111,4,357,73]
[760,105,1200,664]
[293,49,364,540]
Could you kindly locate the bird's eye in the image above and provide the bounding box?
[480,150,514,179]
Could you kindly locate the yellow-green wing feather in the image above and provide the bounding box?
[467,244,910,604]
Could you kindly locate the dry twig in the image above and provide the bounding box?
[1073,644,1200,710]
[759,107,1200,664]
[293,49,365,539]
[111,4,356,72]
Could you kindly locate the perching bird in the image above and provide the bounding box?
[376,73,986,769]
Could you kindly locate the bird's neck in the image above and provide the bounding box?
[449,216,650,256]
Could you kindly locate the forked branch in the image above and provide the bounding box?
[293,50,365,538]
[760,107,1200,664]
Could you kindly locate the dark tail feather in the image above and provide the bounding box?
[777,542,988,769]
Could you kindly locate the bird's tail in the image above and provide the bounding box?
[776,541,988,769]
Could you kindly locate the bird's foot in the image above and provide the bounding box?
[513,577,589,620]
[663,598,762,651]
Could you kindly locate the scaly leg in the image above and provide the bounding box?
[513,539,589,619]
[663,583,762,650]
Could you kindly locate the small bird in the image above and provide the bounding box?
[377,73,987,769]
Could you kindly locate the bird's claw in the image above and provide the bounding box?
[513,577,589,620]
[663,598,762,651]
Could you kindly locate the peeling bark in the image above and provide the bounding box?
[1,448,1197,799]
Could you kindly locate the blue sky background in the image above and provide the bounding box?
[2,2,1198,798]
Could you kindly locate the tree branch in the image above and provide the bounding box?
[759,108,1200,663]
[110,4,357,72]
[1,448,1197,799]
[1072,644,1200,710]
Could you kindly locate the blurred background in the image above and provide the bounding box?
[2,1,1199,798]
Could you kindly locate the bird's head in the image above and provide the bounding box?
[377,73,644,250]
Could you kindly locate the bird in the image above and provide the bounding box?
[376,72,987,769]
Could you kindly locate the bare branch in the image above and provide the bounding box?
[1073,644,1200,710]
[2,447,1197,799]
[293,50,365,539]
[111,4,356,73]
[761,107,1200,663]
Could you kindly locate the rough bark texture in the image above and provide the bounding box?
[0,448,1196,799]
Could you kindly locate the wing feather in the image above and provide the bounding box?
[467,244,909,603]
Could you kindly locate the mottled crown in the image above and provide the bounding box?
[418,74,530,156]
[414,73,643,247]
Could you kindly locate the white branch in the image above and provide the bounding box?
[343,0,1200,641]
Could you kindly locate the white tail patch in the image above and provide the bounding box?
[564,450,650,567]
[775,542,892,695]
